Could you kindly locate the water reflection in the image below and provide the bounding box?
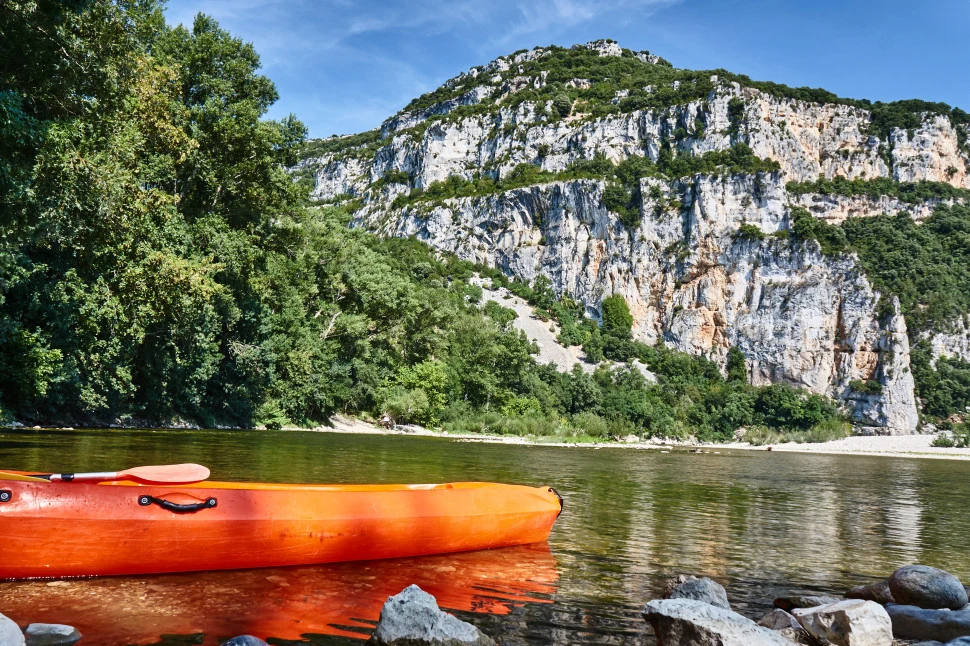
[0,544,557,645]
[2,429,970,645]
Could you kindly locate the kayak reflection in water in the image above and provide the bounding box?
[0,543,559,644]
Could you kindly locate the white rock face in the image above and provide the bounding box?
[304,44,970,432]
[924,318,970,366]
[792,599,893,646]
[792,192,950,224]
[358,173,917,432]
[892,115,970,189]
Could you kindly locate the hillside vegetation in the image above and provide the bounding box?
[0,2,853,441]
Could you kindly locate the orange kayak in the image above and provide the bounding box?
[0,476,562,580]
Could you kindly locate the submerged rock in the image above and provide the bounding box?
[23,624,81,646]
[0,613,24,646]
[220,637,269,646]
[368,584,495,646]
[847,580,895,605]
[890,566,969,610]
[774,595,842,612]
[885,604,970,642]
[792,599,892,646]
[642,598,797,645]
[664,575,731,610]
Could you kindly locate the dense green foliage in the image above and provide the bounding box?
[298,129,387,160]
[841,205,970,338]
[788,207,851,255]
[787,176,970,204]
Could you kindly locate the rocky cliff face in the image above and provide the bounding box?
[303,41,970,433]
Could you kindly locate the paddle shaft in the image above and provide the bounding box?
[42,472,119,482]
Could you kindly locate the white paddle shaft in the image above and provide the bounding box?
[48,472,118,482]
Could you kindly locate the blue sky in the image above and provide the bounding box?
[164,0,970,139]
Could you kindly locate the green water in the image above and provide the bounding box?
[2,428,970,645]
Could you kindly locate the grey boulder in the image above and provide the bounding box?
[664,576,731,610]
[946,639,970,645]
[757,609,815,645]
[23,625,81,646]
[792,599,893,646]
[847,580,895,605]
[0,614,24,646]
[774,595,842,612]
[220,637,269,646]
[368,585,495,646]
[642,598,797,646]
[885,604,970,642]
[890,565,968,610]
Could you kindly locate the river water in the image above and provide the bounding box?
[2,428,969,645]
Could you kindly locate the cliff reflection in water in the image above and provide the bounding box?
[0,544,557,644]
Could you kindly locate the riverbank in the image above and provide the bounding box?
[317,416,970,461]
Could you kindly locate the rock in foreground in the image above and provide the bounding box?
[0,613,24,646]
[889,565,969,610]
[664,576,732,610]
[642,598,797,645]
[847,580,895,605]
[885,604,970,642]
[23,624,81,646]
[792,599,892,646]
[757,609,814,645]
[774,595,842,612]
[368,585,495,646]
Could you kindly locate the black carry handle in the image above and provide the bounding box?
[137,494,217,513]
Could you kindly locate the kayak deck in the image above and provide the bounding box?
[0,477,562,580]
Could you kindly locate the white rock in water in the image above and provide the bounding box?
[368,584,495,646]
[23,623,81,646]
[0,613,25,646]
[642,598,798,645]
[793,599,893,646]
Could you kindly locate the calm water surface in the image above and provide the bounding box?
[2,428,970,645]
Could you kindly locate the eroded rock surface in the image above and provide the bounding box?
[642,598,797,646]
[368,584,495,646]
[664,576,731,610]
[792,599,893,646]
[22,624,80,646]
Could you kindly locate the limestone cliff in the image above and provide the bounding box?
[301,41,970,433]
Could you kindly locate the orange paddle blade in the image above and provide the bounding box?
[118,464,210,484]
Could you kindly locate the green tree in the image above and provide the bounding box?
[726,347,747,383]
[601,295,634,338]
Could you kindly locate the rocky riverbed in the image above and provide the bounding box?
[6,563,970,645]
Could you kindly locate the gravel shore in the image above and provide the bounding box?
[318,417,970,461]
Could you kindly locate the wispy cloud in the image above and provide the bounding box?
[163,0,684,135]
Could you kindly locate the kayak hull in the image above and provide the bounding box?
[0,479,562,579]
